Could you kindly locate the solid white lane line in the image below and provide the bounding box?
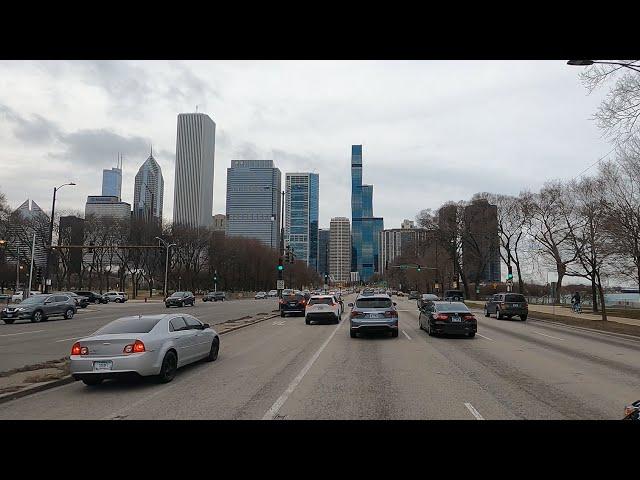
[402,330,412,340]
[54,336,87,343]
[464,402,485,420]
[262,320,343,420]
[0,329,45,337]
[475,333,494,341]
[533,331,564,341]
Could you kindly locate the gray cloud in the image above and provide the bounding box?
[0,104,61,144]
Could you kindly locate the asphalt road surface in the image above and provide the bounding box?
[0,297,279,372]
[0,295,638,419]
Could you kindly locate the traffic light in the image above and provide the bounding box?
[417,264,421,272]
[277,258,284,271]
[507,265,513,281]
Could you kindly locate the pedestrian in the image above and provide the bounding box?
[571,291,581,313]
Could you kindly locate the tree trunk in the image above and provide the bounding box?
[596,275,607,321]
[515,260,524,294]
[555,270,564,304]
[591,276,598,313]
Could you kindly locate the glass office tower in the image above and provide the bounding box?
[350,145,383,282]
[285,172,319,270]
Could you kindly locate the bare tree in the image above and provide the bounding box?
[579,61,640,146]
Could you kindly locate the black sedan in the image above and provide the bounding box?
[75,291,108,304]
[58,292,89,309]
[418,301,477,338]
[165,291,196,308]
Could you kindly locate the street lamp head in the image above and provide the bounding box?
[567,59,594,66]
[69,182,76,186]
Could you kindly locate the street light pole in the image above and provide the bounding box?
[44,182,75,293]
[567,59,640,73]
[156,236,176,298]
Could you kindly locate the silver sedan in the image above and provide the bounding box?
[70,313,219,386]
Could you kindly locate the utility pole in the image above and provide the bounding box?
[44,182,75,293]
[27,233,36,299]
[278,190,285,298]
[15,246,20,293]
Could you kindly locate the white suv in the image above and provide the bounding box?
[104,291,127,303]
[305,295,341,325]
[11,291,41,303]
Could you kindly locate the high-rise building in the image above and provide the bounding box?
[462,199,500,283]
[379,228,432,274]
[212,214,226,232]
[401,219,415,229]
[285,172,319,270]
[350,145,384,282]
[4,199,48,269]
[225,160,281,248]
[329,217,351,284]
[133,149,164,222]
[59,216,84,274]
[318,228,330,277]
[173,113,216,228]
[85,196,131,221]
[102,155,122,199]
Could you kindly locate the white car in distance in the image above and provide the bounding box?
[305,295,341,325]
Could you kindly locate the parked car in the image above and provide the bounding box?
[75,291,107,304]
[279,293,307,317]
[484,293,528,321]
[443,289,464,302]
[58,292,89,309]
[203,291,226,302]
[104,291,127,303]
[408,290,420,300]
[268,290,278,297]
[254,291,267,299]
[417,293,440,309]
[396,291,405,297]
[70,313,219,386]
[348,293,398,338]
[418,300,477,338]
[305,295,341,324]
[11,291,41,303]
[1,293,77,324]
[165,291,195,308]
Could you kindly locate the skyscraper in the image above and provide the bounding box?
[329,217,351,284]
[462,198,500,283]
[4,199,48,269]
[225,160,281,248]
[318,228,330,277]
[285,172,319,270]
[102,155,122,200]
[85,196,131,221]
[133,148,164,222]
[350,145,384,282]
[173,113,216,228]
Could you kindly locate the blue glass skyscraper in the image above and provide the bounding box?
[285,172,319,270]
[351,145,384,282]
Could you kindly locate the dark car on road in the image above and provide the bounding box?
[279,293,307,317]
[75,291,107,304]
[443,290,464,302]
[203,291,226,302]
[484,293,528,321]
[418,300,477,338]
[417,293,439,309]
[1,294,77,324]
[348,294,399,338]
[408,290,420,300]
[165,291,195,308]
[58,292,89,309]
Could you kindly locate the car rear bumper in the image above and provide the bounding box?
[70,352,159,377]
[351,320,398,332]
[307,312,338,320]
[430,321,477,335]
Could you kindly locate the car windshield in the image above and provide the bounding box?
[445,291,464,297]
[283,295,303,301]
[170,292,185,297]
[436,303,470,313]
[18,296,45,305]
[308,297,333,305]
[505,294,526,302]
[94,317,163,335]
[356,298,392,308]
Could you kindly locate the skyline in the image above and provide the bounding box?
[0,60,611,230]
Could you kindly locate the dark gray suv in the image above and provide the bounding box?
[484,293,528,321]
[1,294,77,324]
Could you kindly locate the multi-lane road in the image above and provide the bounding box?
[0,295,638,419]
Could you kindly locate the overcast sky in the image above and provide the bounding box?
[0,60,610,237]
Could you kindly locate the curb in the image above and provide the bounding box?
[0,313,280,405]
[0,375,75,405]
[529,317,640,341]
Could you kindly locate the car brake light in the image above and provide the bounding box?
[434,314,449,320]
[350,311,361,318]
[71,342,82,355]
[123,340,145,354]
[463,314,476,320]
[384,310,398,318]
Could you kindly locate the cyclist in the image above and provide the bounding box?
[571,291,582,313]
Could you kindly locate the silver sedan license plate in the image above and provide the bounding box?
[93,360,113,371]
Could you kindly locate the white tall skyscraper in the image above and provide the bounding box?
[173,113,216,228]
[329,217,351,284]
[134,148,164,222]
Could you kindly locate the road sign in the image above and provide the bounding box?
[277,279,284,290]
